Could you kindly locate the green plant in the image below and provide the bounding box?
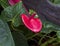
[0,0,60,46]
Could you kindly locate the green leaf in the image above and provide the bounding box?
[1,1,26,27]
[56,31,60,42]
[0,0,9,8]
[0,19,15,46]
[41,21,60,33]
[12,31,28,46]
[54,0,60,4]
[12,16,22,27]
[29,9,35,15]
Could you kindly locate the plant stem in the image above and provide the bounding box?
[11,23,20,31]
[40,38,56,46]
[38,33,48,45]
[27,33,39,39]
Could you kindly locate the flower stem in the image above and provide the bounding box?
[40,38,56,46]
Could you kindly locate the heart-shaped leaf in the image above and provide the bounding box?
[0,19,15,46]
[0,1,26,27]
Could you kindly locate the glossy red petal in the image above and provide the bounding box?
[21,14,42,33]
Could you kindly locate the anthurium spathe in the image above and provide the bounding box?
[8,0,21,5]
[21,14,42,33]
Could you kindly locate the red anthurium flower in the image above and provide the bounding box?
[8,0,20,6]
[21,14,42,33]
